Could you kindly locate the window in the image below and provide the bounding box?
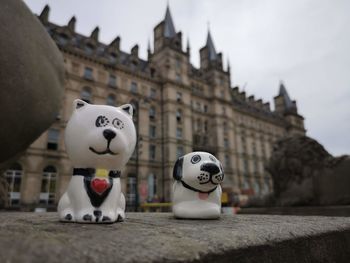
[222,106,226,115]
[176,127,182,139]
[106,94,116,106]
[39,166,57,206]
[149,125,156,138]
[58,33,68,46]
[108,74,117,87]
[225,154,230,168]
[204,120,208,132]
[83,67,93,80]
[85,44,94,55]
[176,146,184,158]
[223,122,228,133]
[224,138,229,149]
[243,159,249,175]
[175,57,181,69]
[131,61,137,71]
[81,87,92,103]
[150,88,157,99]
[149,144,156,160]
[109,53,117,64]
[243,177,250,189]
[47,129,59,150]
[204,105,208,113]
[176,109,182,122]
[147,174,157,202]
[176,92,182,102]
[126,174,137,207]
[5,163,22,206]
[241,136,247,153]
[220,90,225,98]
[130,82,138,93]
[253,181,260,195]
[253,160,259,173]
[263,177,270,194]
[175,73,181,82]
[196,102,201,111]
[252,141,257,156]
[197,119,202,131]
[149,106,156,120]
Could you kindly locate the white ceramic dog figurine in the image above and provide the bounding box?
[58,99,136,223]
[172,152,224,219]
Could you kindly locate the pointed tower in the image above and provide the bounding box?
[67,16,76,32]
[151,4,189,83]
[163,6,176,38]
[200,30,223,71]
[153,4,183,53]
[274,81,305,135]
[39,5,50,24]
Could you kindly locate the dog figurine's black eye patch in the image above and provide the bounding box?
[191,155,201,164]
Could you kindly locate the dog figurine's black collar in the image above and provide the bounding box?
[180,180,217,194]
[73,168,121,178]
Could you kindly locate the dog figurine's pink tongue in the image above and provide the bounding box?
[198,192,209,200]
[172,152,224,219]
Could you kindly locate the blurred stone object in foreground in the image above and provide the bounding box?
[0,0,64,206]
[267,135,350,206]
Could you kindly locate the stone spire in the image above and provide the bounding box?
[163,5,176,38]
[39,5,50,23]
[186,37,190,54]
[279,81,296,111]
[67,16,76,32]
[206,30,218,61]
[90,26,99,41]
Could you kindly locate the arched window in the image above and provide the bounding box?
[106,94,116,106]
[39,166,57,206]
[4,163,22,206]
[81,87,92,103]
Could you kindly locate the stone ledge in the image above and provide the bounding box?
[0,212,350,262]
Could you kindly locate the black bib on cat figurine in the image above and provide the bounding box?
[83,176,113,207]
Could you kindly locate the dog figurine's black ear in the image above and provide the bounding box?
[220,163,225,181]
[173,157,184,181]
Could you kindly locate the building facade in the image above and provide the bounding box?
[5,5,305,210]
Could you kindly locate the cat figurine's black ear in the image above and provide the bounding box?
[120,104,133,117]
[173,157,184,181]
[73,99,88,110]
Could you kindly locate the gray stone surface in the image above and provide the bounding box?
[239,205,350,217]
[0,0,64,165]
[0,212,350,262]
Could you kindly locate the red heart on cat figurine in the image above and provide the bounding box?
[91,178,110,195]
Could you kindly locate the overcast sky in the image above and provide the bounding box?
[23,0,350,156]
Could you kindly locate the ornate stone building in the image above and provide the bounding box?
[5,5,305,210]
